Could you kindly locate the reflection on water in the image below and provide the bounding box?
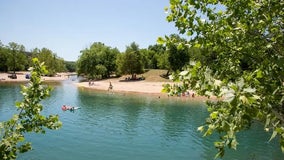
[0,83,283,160]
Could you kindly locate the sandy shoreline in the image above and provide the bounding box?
[76,79,169,94]
[0,72,168,94]
[75,79,210,102]
[0,72,211,101]
[0,72,169,95]
[0,72,70,83]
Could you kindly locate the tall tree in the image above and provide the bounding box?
[161,0,284,158]
[100,47,119,78]
[166,34,190,72]
[6,42,27,73]
[139,48,151,69]
[65,61,76,72]
[0,41,9,72]
[147,44,167,69]
[116,42,144,78]
[77,46,98,79]
[77,42,119,79]
[32,48,66,76]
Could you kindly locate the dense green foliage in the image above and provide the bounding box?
[77,42,119,79]
[161,0,284,158]
[144,44,167,69]
[0,58,62,159]
[0,37,196,79]
[77,41,189,79]
[0,41,68,75]
[0,42,9,72]
[32,48,66,76]
[4,42,28,73]
[166,34,190,72]
[0,41,28,72]
[116,42,144,77]
[65,61,77,72]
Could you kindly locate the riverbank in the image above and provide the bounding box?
[77,78,167,94]
[76,77,211,102]
[0,72,71,83]
[0,72,212,101]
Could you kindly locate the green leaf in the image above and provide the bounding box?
[157,37,165,44]
[177,43,184,50]
[187,30,193,36]
[18,142,32,153]
[236,78,244,89]
[164,7,169,12]
[223,91,235,102]
[210,111,218,119]
[230,138,238,150]
[256,70,263,78]
[269,130,278,142]
[214,79,222,86]
[193,43,201,48]
[240,95,249,104]
[15,101,22,108]
[217,10,223,16]
[197,126,204,132]
[220,88,235,102]
[243,87,256,93]
[179,70,189,76]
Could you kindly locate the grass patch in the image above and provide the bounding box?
[142,69,171,82]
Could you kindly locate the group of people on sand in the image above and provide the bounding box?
[174,91,195,98]
[88,80,96,86]
[87,79,114,93]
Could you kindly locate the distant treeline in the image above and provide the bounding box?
[0,41,76,75]
[1,34,208,78]
[77,34,208,79]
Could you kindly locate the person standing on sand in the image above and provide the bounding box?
[108,81,113,92]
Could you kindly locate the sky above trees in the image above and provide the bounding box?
[0,0,178,61]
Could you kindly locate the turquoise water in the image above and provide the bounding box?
[0,81,283,160]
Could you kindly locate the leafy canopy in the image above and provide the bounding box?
[77,42,119,79]
[6,42,28,73]
[161,0,284,158]
[32,48,67,76]
[0,58,62,160]
[116,42,144,76]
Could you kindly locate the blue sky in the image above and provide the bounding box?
[0,0,178,61]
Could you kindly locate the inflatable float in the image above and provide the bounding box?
[62,105,80,111]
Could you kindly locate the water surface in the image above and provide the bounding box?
[0,81,283,160]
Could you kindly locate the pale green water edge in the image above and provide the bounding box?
[0,81,283,160]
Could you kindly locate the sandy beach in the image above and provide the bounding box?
[76,78,170,94]
[0,72,208,101]
[76,78,211,102]
[0,72,70,83]
[0,72,168,94]
[0,72,171,95]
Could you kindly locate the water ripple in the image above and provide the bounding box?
[1,84,282,160]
